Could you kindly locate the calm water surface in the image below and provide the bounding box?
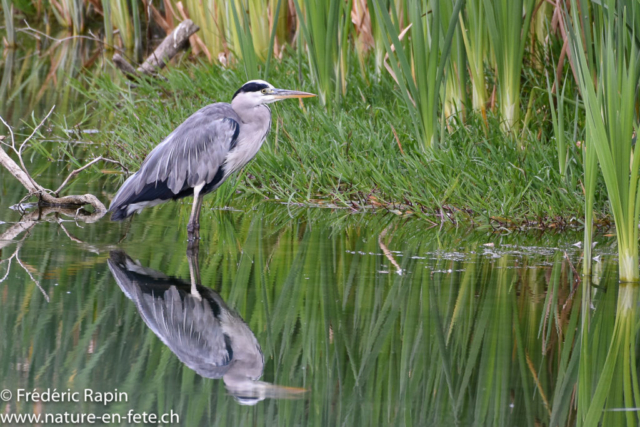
[1,37,637,427]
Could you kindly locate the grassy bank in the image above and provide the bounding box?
[78,57,607,229]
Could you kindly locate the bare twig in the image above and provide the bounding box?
[18,20,124,53]
[20,105,56,190]
[16,255,49,302]
[55,156,129,196]
[0,109,109,212]
[55,156,104,195]
[379,225,403,275]
[0,254,16,283]
[0,231,49,302]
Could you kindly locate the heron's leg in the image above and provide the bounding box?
[186,239,202,301]
[117,215,135,244]
[187,183,205,240]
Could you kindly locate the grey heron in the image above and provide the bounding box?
[108,80,315,238]
[107,249,307,404]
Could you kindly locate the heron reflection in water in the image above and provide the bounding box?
[107,249,306,404]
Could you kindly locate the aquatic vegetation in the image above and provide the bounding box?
[48,0,84,33]
[568,0,640,283]
[372,0,465,149]
[483,0,536,133]
[109,0,136,51]
[458,0,488,122]
[293,0,352,106]
[546,70,570,180]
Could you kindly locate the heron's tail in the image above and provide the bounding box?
[109,173,141,221]
[110,207,132,221]
[109,172,177,221]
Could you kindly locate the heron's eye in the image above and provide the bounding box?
[261,89,268,94]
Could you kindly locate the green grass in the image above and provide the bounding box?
[75,56,607,228]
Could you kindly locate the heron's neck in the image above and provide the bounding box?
[232,104,271,125]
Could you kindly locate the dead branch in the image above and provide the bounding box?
[0,108,110,212]
[0,206,106,250]
[113,19,200,77]
[112,54,139,77]
[0,205,110,304]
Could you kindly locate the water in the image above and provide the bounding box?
[1,38,639,427]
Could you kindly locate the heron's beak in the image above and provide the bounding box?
[271,88,316,99]
[225,379,309,404]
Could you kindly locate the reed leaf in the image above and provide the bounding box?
[483,0,536,133]
[372,0,465,149]
[459,0,487,122]
[230,0,259,80]
[2,0,15,46]
[292,0,353,106]
[568,0,640,283]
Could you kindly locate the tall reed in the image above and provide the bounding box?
[230,0,259,79]
[49,0,84,33]
[110,0,134,50]
[546,71,568,178]
[182,0,225,61]
[483,0,536,133]
[569,3,640,421]
[459,0,487,122]
[2,0,15,46]
[440,0,467,122]
[247,0,270,61]
[372,0,465,149]
[101,0,114,48]
[568,0,640,283]
[293,0,353,106]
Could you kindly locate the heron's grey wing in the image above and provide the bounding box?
[135,287,234,378]
[110,104,240,209]
[107,251,233,378]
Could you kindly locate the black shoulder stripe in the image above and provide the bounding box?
[223,334,233,363]
[201,166,226,195]
[225,118,240,151]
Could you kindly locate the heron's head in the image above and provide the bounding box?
[231,80,315,109]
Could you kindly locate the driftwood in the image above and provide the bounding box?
[113,19,200,77]
[0,106,111,212]
[0,206,108,302]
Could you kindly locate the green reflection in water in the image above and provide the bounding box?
[1,187,637,426]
